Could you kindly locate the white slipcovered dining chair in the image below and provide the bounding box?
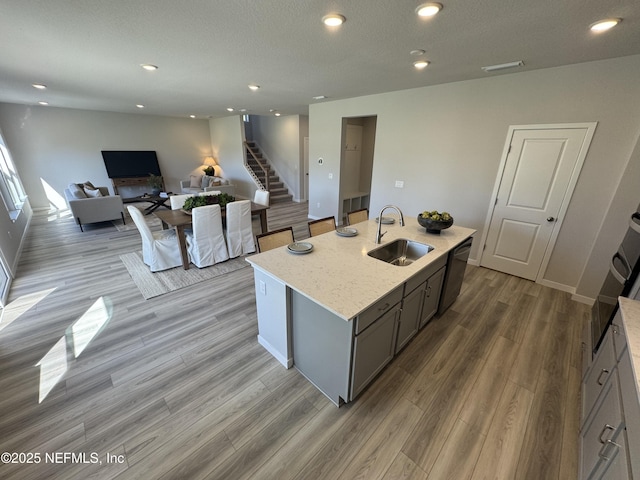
[225,200,255,258]
[127,205,182,272]
[185,205,229,268]
[253,189,270,207]
[170,194,194,210]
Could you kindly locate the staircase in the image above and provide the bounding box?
[245,142,293,204]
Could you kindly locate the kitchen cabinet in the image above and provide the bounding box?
[397,261,447,353]
[580,304,640,480]
[580,372,628,479]
[420,266,446,328]
[396,285,422,353]
[582,329,616,429]
[351,303,400,399]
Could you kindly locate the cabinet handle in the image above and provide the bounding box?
[378,302,390,312]
[598,438,620,461]
[426,286,432,297]
[596,369,610,386]
[598,424,615,444]
[612,323,619,335]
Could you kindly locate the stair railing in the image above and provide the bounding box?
[244,141,270,192]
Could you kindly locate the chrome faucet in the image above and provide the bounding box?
[375,205,405,244]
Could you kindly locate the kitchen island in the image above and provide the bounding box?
[246,215,476,405]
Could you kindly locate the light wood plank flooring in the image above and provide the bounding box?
[0,201,588,479]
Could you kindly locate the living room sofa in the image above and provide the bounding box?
[64,184,125,231]
[180,175,235,196]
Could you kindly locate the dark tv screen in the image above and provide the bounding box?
[101,151,161,178]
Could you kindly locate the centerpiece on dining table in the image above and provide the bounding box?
[181,193,235,214]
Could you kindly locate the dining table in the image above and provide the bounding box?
[154,201,269,270]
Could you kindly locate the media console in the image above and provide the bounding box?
[111,176,165,202]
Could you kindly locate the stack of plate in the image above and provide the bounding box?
[287,242,314,254]
[336,227,358,237]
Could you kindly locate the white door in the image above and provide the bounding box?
[481,124,596,281]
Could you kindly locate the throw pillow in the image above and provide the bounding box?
[201,175,212,190]
[190,175,203,188]
[209,177,221,186]
[84,187,103,197]
[83,181,97,190]
[68,183,87,199]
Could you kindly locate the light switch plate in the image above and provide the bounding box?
[395,180,404,188]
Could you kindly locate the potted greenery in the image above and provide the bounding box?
[147,174,163,196]
[202,165,216,176]
[182,193,236,213]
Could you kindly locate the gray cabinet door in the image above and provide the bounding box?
[420,266,446,328]
[396,285,423,353]
[350,305,399,400]
[580,373,628,479]
[582,330,616,429]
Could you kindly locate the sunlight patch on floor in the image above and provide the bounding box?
[0,287,56,334]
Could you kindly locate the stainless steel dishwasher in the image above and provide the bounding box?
[438,237,473,314]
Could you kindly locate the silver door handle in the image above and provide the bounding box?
[547,217,556,222]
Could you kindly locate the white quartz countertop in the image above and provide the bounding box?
[246,216,476,320]
[618,296,640,397]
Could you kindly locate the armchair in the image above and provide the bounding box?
[64,185,125,231]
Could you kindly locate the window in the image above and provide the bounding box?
[0,131,27,220]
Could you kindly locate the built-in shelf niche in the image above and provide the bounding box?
[339,116,376,224]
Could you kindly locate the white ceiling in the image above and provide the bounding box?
[1,0,638,119]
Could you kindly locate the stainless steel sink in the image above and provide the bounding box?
[367,239,433,266]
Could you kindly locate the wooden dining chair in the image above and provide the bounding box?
[256,226,294,253]
[347,208,369,225]
[308,216,336,237]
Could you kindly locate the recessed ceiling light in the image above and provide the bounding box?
[410,49,426,56]
[274,112,281,117]
[481,60,524,72]
[189,115,196,118]
[590,18,621,33]
[227,107,235,112]
[32,83,47,90]
[136,104,145,109]
[416,3,442,17]
[248,84,260,91]
[38,101,49,106]
[413,60,430,69]
[313,95,328,100]
[239,108,247,112]
[322,14,346,26]
[140,64,158,71]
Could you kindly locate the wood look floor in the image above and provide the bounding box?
[0,201,589,480]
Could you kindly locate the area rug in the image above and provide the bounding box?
[120,251,250,299]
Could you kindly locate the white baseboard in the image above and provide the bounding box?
[257,335,293,368]
[571,293,595,306]
[536,278,576,295]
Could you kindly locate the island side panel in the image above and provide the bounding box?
[253,267,292,368]
[292,291,353,406]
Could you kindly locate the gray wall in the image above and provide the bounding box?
[308,55,640,298]
[0,104,213,208]
[209,115,255,199]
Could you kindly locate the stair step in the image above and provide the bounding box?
[270,193,293,204]
[245,142,293,203]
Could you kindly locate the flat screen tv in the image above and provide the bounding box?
[101,151,161,178]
